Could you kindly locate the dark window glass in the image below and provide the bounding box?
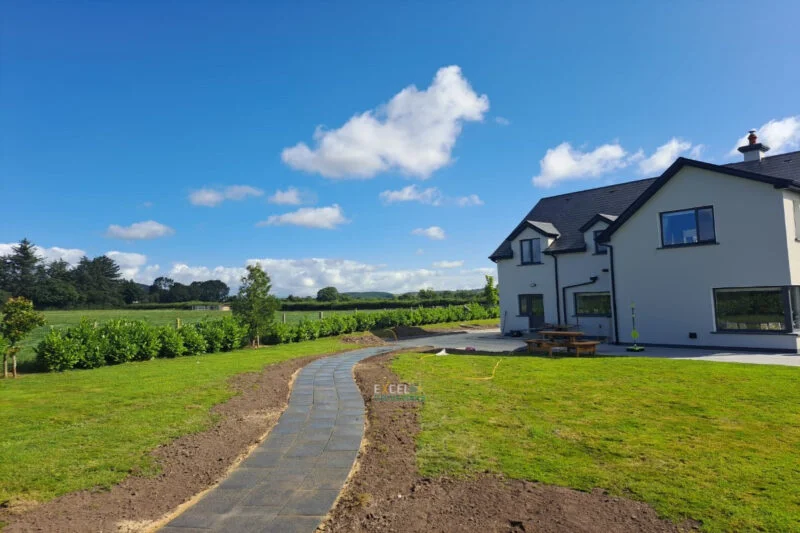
[714,288,786,331]
[660,207,715,247]
[575,292,611,316]
[593,230,607,254]
[519,294,544,316]
[520,239,541,264]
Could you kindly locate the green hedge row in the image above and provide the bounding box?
[35,304,499,372]
[35,316,248,372]
[279,297,481,311]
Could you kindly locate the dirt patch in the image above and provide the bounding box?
[341,332,387,346]
[0,353,326,533]
[323,352,699,533]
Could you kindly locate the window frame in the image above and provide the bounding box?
[519,238,542,265]
[659,205,716,248]
[713,286,798,334]
[518,293,544,316]
[573,291,612,317]
[593,229,608,255]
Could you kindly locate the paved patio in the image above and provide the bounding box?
[161,345,393,533]
[396,329,800,367]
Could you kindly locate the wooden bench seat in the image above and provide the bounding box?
[566,340,601,356]
[526,339,563,356]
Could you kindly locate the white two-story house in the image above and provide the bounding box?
[490,131,800,352]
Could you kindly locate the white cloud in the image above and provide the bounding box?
[412,226,446,240]
[0,243,86,266]
[532,142,629,188]
[532,137,704,187]
[105,251,148,279]
[454,194,484,207]
[165,257,490,296]
[268,187,307,205]
[415,248,424,255]
[689,144,705,159]
[432,260,463,268]
[189,185,263,207]
[637,138,693,175]
[380,185,443,205]
[379,185,483,207]
[495,116,510,126]
[729,116,800,156]
[258,204,348,229]
[106,220,175,240]
[282,65,489,179]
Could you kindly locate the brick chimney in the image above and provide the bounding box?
[737,129,770,162]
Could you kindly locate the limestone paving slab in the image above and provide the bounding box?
[162,346,392,532]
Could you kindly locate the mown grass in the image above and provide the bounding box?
[16,309,381,369]
[393,353,800,532]
[0,336,356,505]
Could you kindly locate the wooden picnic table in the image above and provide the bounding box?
[526,330,600,357]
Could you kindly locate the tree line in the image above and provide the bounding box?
[0,239,229,309]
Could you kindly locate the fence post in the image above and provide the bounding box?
[282,312,286,324]
[319,311,324,320]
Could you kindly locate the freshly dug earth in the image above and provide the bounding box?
[341,332,387,346]
[0,354,325,533]
[323,352,698,533]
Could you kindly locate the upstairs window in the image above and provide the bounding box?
[520,238,542,264]
[593,230,608,254]
[794,200,800,240]
[660,206,716,247]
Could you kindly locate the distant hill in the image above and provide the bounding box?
[341,291,395,299]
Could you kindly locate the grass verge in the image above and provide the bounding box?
[392,353,800,532]
[0,336,355,505]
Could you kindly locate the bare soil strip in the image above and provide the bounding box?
[323,352,699,533]
[0,354,325,533]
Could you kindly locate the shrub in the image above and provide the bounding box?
[266,322,294,344]
[219,316,247,351]
[196,320,224,353]
[179,324,208,356]
[101,320,139,365]
[158,326,185,358]
[129,321,162,361]
[36,328,81,371]
[68,318,106,369]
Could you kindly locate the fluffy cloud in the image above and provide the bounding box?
[729,116,800,156]
[0,243,86,266]
[105,251,149,279]
[282,65,489,179]
[380,185,442,205]
[106,220,175,240]
[189,185,263,207]
[268,187,309,205]
[379,185,483,207]
[495,116,510,126]
[636,138,693,175]
[412,226,446,240]
[166,258,489,296]
[257,205,348,229]
[432,260,463,268]
[532,137,703,187]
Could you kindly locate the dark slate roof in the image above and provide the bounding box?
[489,178,657,260]
[725,149,800,181]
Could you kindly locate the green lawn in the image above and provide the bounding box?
[393,353,800,532]
[15,308,382,370]
[0,336,355,505]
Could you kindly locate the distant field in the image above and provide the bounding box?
[15,308,381,370]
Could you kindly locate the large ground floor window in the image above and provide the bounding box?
[574,292,611,317]
[714,287,800,332]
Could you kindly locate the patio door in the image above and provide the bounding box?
[518,294,545,329]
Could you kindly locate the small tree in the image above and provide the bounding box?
[231,264,279,348]
[1,297,45,378]
[316,286,339,302]
[482,275,499,308]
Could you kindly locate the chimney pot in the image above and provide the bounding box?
[737,129,770,162]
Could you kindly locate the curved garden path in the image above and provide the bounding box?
[160,345,394,533]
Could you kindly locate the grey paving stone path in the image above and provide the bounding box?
[161,345,394,533]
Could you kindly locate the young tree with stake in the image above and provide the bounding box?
[231,264,278,348]
[1,297,45,378]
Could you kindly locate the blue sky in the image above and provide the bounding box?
[2,1,799,295]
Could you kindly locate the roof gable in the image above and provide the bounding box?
[598,156,800,243]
